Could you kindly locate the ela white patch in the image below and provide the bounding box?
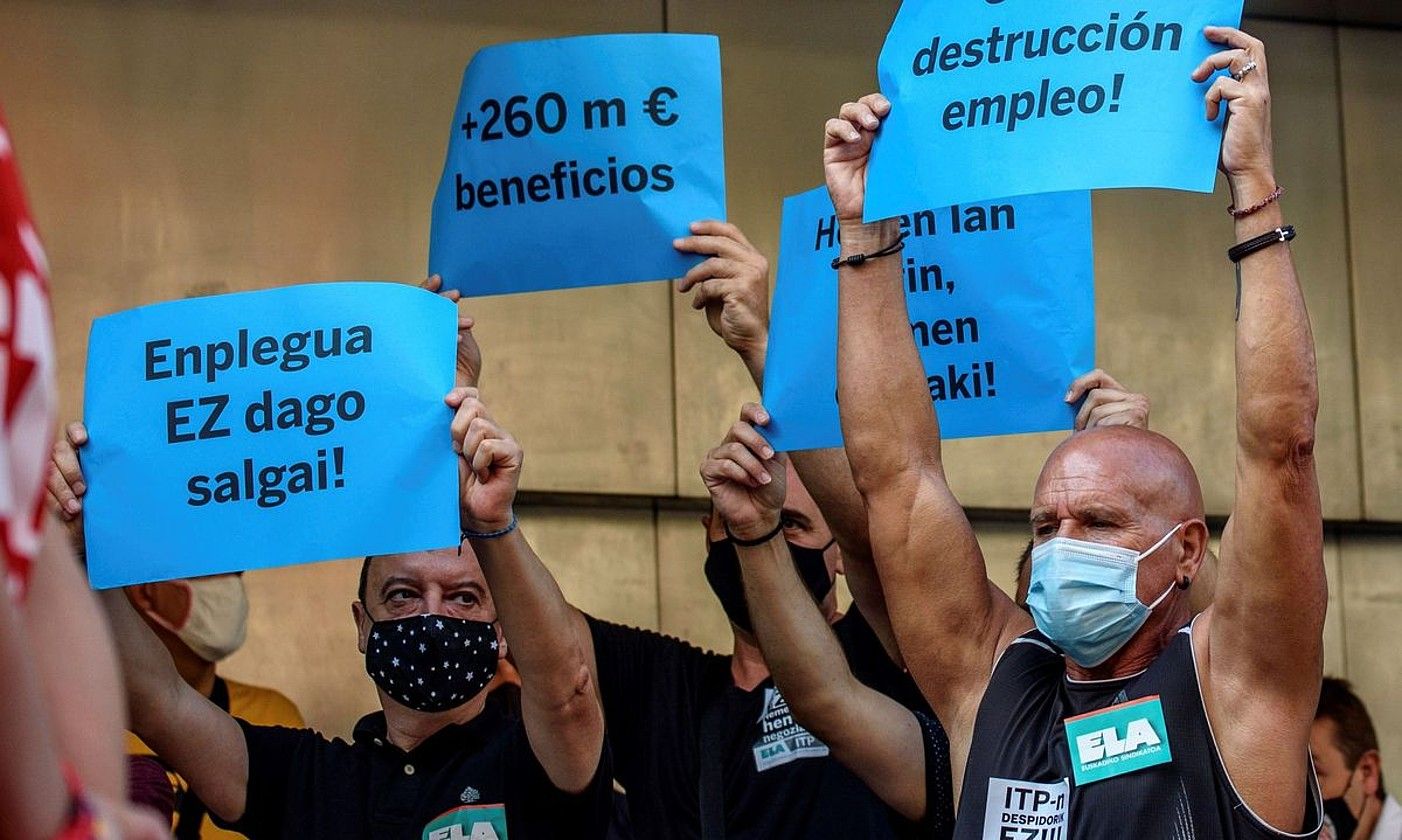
[982,777,1069,840]
[751,687,829,772]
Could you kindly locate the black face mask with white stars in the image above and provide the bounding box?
[363,613,499,713]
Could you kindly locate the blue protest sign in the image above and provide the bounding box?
[763,187,1094,452]
[865,0,1244,219]
[82,282,460,588]
[429,33,725,296]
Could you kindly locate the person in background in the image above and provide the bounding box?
[1314,677,1402,840]
[699,407,954,835]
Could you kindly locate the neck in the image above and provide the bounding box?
[1064,598,1190,682]
[380,690,488,752]
[159,633,219,697]
[729,632,770,691]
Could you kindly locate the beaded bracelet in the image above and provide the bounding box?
[1228,185,1284,219]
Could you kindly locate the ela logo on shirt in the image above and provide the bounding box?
[752,687,830,772]
[1062,695,1173,786]
[422,805,508,840]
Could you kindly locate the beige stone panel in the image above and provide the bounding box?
[1339,28,1402,521]
[0,0,674,495]
[976,519,1033,601]
[657,507,732,652]
[221,558,378,740]
[1339,533,1402,763]
[516,505,660,631]
[668,1,894,497]
[1323,532,1347,678]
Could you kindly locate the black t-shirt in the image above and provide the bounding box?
[587,608,954,839]
[215,692,614,839]
[954,621,1323,839]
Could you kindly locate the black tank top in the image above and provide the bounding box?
[954,617,1322,840]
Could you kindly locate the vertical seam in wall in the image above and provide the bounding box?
[661,0,670,32]
[652,500,664,631]
[1332,24,1369,522]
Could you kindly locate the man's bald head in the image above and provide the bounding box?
[1030,426,1209,619]
[1035,426,1205,527]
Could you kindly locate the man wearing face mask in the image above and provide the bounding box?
[583,452,942,839]
[121,568,304,840]
[825,26,1324,839]
[1313,678,1401,840]
[48,383,614,839]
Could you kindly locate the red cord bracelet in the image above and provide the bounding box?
[1228,185,1284,219]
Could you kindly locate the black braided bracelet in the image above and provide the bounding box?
[1227,225,1295,264]
[831,230,909,270]
[725,520,783,547]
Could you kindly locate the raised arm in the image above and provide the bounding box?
[1190,27,1325,829]
[47,422,250,823]
[700,411,945,825]
[674,221,901,663]
[825,95,1031,759]
[447,388,604,794]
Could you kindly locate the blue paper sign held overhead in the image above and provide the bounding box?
[865,0,1244,219]
[82,282,460,588]
[763,187,1094,452]
[429,33,726,296]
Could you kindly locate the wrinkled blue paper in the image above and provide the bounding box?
[763,187,1094,451]
[82,282,459,588]
[430,33,726,295]
[866,0,1243,219]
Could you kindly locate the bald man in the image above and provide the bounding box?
[822,26,1324,838]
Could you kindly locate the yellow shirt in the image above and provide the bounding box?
[127,677,305,840]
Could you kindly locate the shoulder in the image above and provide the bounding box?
[225,678,306,728]
[584,613,722,666]
[236,716,342,766]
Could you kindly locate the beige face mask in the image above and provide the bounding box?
[151,575,250,663]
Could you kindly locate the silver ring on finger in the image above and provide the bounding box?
[1232,59,1257,81]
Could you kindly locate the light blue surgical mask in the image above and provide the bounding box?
[1026,523,1185,668]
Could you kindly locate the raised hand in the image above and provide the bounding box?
[700,403,786,541]
[445,388,521,532]
[1192,26,1275,200]
[673,220,770,366]
[1065,369,1151,431]
[824,93,891,223]
[46,421,89,555]
[421,274,483,389]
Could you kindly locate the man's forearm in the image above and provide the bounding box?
[470,526,602,790]
[836,219,945,491]
[735,320,895,659]
[1231,174,1318,457]
[96,588,183,728]
[471,528,596,710]
[737,537,860,728]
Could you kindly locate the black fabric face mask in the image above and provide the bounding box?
[363,613,499,713]
[704,537,836,635]
[1323,794,1359,840]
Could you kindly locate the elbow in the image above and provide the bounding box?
[1239,389,1318,466]
[544,662,602,730]
[848,451,929,504]
[781,673,860,738]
